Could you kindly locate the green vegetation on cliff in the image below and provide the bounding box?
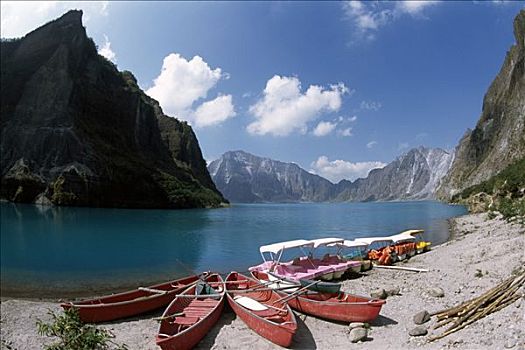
[452,158,525,219]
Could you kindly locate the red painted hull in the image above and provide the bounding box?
[61,274,204,323]
[252,271,385,322]
[226,272,297,348]
[156,274,225,350]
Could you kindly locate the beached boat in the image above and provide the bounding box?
[330,240,372,271]
[308,238,362,279]
[226,272,297,348]
[399,229,431,253]
[252,271,386,322]
[249,239,334,281]
[265,271,342,294]
[354,237,396,265]
[387,233,417,261]
[156,273,225,350]
[61,273,205,323]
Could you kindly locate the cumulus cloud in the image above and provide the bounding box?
[337,127,353,137]
[98,34,116,63]
[366,140,378,149]
[193,94,236,127]
[1,1,109,38]
[348,115,358,122]
[313,121,337,137]
[360,100,382,111]
[342,0,440,41]
[310,156,386,183]
[146,53,235,126]
[247,75,348,136]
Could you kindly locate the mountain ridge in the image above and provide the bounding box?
[208,147,453,203]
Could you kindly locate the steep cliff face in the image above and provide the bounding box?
[208,151,334,202]
[437,10,525,199]
[335,147,453,201]
[0,11,226,208]
[208,148,452,203]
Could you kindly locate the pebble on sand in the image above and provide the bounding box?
[428,287,445,298]
[409,326,428,337]
[349,327,368,343]
[348,322,368,330]
[386,286,401,296]
[370,288,387,299]
[413,310,431,325]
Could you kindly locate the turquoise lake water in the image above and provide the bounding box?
[0,201,467,297]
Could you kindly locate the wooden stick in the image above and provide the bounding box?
[274,280,320,304]
[138,287,167,295]
[373,265,428,272]
[154,312,185,321]
[176,293,224,298]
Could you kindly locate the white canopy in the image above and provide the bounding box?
[388,233,416,243]
[398,229,424,236]
[337,240,369,248]
[354,237,394,245]
[259,239,314,254]
[309,237,344,248]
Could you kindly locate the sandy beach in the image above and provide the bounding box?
[1,212,524,350]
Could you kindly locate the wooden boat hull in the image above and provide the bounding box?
[61,274,204,323]
[226,272,297,348]
[156,274,225,350]
[252,271,385,322]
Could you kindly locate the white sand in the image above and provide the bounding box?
[1,213,524,350]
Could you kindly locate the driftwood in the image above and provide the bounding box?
[374,265,429,273]
[428,271,525,341]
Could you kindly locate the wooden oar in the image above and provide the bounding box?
[374,265,428,272]
[273,280,321,304]
[138,287,167,295]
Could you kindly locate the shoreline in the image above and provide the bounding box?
[1,212,524,349]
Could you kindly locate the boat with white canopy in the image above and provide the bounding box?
[387,233,417,261]
[329,240,372,271]
[307,238,361,279]
[354,237,396,265]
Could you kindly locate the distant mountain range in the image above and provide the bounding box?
[208,147,453,203]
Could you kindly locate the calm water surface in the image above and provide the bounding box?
[1,201,466,296]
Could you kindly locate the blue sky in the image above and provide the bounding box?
[1,1,523,182]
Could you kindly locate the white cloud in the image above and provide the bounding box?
[366,140,378,149]
[193,94,236,127]
[342,1,440,42]
[398,142,410,151]
[98,34,116,63]
[337,127,353,137]
[360,100,382,111]
[310,156,386,183]
[313,121,337,137]
[348,115,358,122]
[247,75,348,136]
[0,1,109,38]
[147,53,223,116]
[146,53,234,127]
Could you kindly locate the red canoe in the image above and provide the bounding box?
[156,273,225,350]
[226,271,297,348]
[252,271,385,323]
[61,273,206,323]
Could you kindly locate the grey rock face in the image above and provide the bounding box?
[209,147,452,203]
[208,151,334,203]
[0,11,225,208]
[438,10,525,199]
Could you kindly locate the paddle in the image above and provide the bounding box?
[273,280,321,304]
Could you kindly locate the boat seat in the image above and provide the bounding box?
[234,296,268,311]
[189,299,218,307]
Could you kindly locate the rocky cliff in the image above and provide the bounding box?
[208,151,334,202]
[208,148,452,203]
[0,11,226,208]
[437,10,525,199]
[335,147,453,202]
